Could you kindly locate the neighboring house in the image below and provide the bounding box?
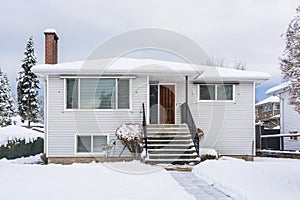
[266,82,300,151]
[32,30,271,164]
[255,96,280,129]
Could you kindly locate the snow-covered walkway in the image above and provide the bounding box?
[170,171,232,200]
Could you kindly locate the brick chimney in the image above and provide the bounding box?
[44,29,59,64]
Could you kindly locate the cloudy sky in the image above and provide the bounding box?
[0,0,299,100]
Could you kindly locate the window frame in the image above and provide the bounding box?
[198,84,235,102]
[75,134,109,155]
[64,77,132,111]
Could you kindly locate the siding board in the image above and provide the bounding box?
[47,75,147,157]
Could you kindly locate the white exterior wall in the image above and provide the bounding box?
[47,74,255,157]
[281,92,300,150]
[174,81,254,156]
[47,75,148,157]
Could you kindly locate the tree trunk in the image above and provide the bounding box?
[28,120,30,128]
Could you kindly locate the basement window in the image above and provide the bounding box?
[76,135,108,153]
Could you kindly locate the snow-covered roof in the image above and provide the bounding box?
[194,65,271,82]
[33,58,271,82]
[256,96,280,106]
[265,81,290,95]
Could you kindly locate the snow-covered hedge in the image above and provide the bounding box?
[116,123,143,159]
[0,125,44,159]
[0,137,44,160]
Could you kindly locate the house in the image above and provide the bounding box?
[255,96,280,129]
[32,29,271,164]
[266,82,300,151]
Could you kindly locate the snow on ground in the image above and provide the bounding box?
[0,159,195,200]
[193,156,300,200]
[0,125,44,146]
[199,148,218,157]
[0,154,43,164]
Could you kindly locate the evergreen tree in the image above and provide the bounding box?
[16,37,40,128]
[280,5,300,113]
[0,69,16,127]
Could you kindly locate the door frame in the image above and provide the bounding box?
[149,82,176,124]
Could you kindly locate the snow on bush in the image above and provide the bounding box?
[0,125,43,147]
[116,123,143,159]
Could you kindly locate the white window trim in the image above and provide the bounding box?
[74,134,109,156]
[64,78,132,111]
[198,84,235,102]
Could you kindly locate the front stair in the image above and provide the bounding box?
[144,124,200,165]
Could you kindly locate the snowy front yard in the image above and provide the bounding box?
[1,156,300,200]
[0,156,194,200]
[193,156,300,200]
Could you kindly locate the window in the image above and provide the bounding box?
[199,84,234,101]
[66,78,130,110]
[77,136,91,152]
[76,135,108,153]
[66,79,78,109]
[199,85,215,100]
[217,85,233,100]
[274,104,280,110]
[262,104,272,112]
[118,79,130,109]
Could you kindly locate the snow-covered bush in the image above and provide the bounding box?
[116,123,143,159]
[0,137,44,160]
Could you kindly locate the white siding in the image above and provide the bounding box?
[47,74,255,157]
[175,82,254,155]
[281,92,300,150]
[47,75,148,157]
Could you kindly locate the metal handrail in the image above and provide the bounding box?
[142,103,148,157]
[181,102,198,152]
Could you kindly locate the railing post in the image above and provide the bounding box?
[185,76,188,122]
[142,103,148,157]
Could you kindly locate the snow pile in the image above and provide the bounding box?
[193,157,300,200]
[0,160,194,200]
[0,125,44,146]
[0,154,43,164]
[199,148,218,157]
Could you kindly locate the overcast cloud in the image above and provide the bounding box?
[0,0,299,99]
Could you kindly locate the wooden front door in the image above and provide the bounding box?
[160,85,175,124]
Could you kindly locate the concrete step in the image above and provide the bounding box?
[147,144,194,150]
[145,158,200,165]
[147,135,191,139]
[147,139,193,144]
[149,153,198,160]
[148,148,196,154]
[147,128,189,132]
[144,124,199,165]
[147,131,190,135]
[147,124,188,128]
